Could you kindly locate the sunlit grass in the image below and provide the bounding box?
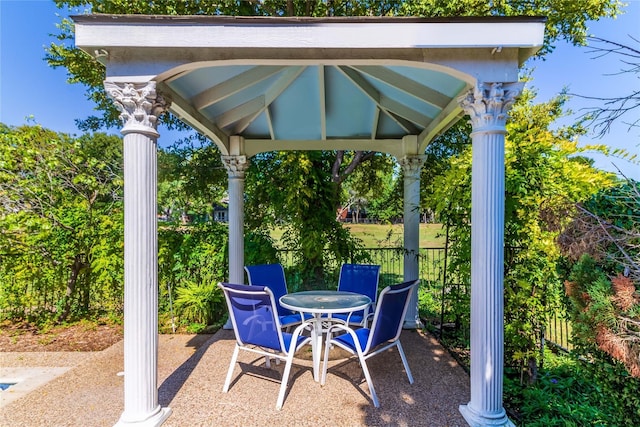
[270,223,445,248]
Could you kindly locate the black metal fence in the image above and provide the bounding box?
[276,246,573,354]
[2,245,573,353]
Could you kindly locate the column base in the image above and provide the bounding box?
[402,318,422,329]
[115,406,172,427]
[223,319,233,330]
[459,404,514,427]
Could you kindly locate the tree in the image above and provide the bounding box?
[560,181,640,371]
[339,153,395,222]
[559,181,640,424]
[0,123,124,322]
[157,136,227,223]
[570,35,640,139]
[245,151,366,287]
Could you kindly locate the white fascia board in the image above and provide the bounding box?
[74,20,545,51]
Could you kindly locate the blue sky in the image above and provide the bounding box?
[1,0,638,180]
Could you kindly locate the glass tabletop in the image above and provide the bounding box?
[280,290,371,314]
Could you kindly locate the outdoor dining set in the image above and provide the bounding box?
[218,263,420,410]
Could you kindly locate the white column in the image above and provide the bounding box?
[220,153,249,330]
[105,81,171,427]
[399,155,426,329]
[222,154,249,285]
[458,82,522,427]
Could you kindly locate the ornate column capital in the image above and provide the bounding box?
[399,155,427,175]
[104,81,170,137]
[459,82,523,134]
[221,155,249,179]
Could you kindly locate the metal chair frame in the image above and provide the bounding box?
[219,282,314,410]
[321,279,419,407]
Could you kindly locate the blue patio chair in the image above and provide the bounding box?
[332,263,381,326]
[321,279,419,408]
[218,282,314,410]
[245,263,310,327]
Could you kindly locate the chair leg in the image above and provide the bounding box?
[358,354,379,408]
[223,344,240,392]
[320,330,333,386]
[396,341,414,384]
[276,347,297,410]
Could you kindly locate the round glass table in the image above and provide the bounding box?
[280,290,371,382]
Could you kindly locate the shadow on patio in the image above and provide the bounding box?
[0,329,470,427]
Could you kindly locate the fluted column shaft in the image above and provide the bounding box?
[222,155,249,285]
[400,155,426,329]
[458,82,522,427]
[106,81,171,427]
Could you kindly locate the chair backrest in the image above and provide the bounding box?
[218,282,284,352]
[365,280,419,353]
[244,264,291,316]
[337,264,381,303]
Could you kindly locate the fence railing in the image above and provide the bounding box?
[276,247,447,286]
[2,246,573,354]
[277,246,573,354]
[545,306,573,352]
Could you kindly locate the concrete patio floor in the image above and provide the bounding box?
[1,328,470,427]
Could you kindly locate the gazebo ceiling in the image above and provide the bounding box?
[73,15,546,157]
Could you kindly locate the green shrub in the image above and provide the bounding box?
[173,279,224,325]
[505,350,640,426]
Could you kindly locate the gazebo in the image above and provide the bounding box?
[73,14,545,427]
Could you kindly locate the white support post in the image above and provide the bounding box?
[399,154,426,329]
[221,151,249,329]
[105,81,172,427]
[458,82,522,427]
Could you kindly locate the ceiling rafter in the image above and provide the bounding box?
[353,65,450,110]
[371,107,380,139]
[159,83,229,150]
[336,65,418,134]
[229,66,306,136]
[418,97,465,148]
[380,95,431,128]
[193,65,286,110]
[215,96,265,129]
[266,108,275,140]
[319,65,327,141]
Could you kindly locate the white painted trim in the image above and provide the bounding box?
[76,20,545,50]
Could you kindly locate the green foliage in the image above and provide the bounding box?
[0,124,124,323]
[158,222,228,317]
[427,93,615,372]
[173,279,224,326]
[561,179,640,378]
[244,230,280,266]
[399,0,623,56]
[584,181,640,231]
[340,153,396,222]
[158,221,280,327]
[581,349,640,426]
[157,142,227,222]
[245,151,365,289]
[505,350,640,426]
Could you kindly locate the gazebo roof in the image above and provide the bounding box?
[73,15,545,157]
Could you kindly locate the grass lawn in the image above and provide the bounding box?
[271,223,445,248]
